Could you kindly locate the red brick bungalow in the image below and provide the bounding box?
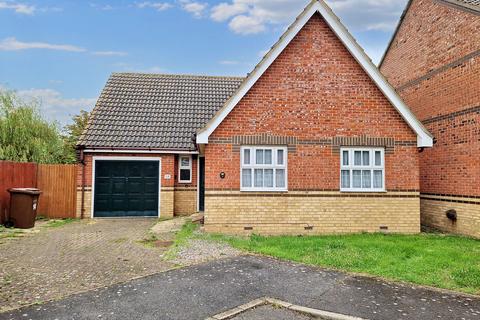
[77,0,433,235]
[380,0,479,237]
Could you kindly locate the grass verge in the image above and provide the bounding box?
[205,232,480,295]
[45,218,79,228]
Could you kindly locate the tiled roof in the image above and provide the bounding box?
[78,73,244,150]
[458,0,480,7]
[443,0,480,12]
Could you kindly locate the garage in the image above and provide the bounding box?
[93,159,160,217]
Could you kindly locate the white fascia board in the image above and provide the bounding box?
[196,0,433,148]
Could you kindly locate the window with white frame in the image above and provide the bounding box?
[340,148,385,192]
[241,146,287,191]
[178,155,192,183]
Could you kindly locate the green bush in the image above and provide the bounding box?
[0,90,74,163]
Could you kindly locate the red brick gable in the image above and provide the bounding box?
[205,14,420,192]
[381,0,480,89]
[212,14,416,142]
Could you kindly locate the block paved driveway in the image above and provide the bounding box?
[1,255,479,320]
[0,219,173,312]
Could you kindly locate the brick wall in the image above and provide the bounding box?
[380,0,480,237]
[381,0,480,90]
[204,14,421,235]
[77,152,198,218]
[205,191,420,235]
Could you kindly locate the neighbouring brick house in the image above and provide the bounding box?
[77,0,433,235]
[380,0,479,237]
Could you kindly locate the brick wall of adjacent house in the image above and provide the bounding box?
[76,152,197,219]
[380,0,480,237]
[203,14,421,235]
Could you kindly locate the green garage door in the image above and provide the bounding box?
[94,160,159,217]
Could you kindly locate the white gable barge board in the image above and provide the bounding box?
[196,0,433,148]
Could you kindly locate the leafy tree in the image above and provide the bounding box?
[0,90,71,163]
[63,110,90,160]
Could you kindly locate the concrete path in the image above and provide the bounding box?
[1,255,479,320]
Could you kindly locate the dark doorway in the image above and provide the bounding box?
[199,157,205,212]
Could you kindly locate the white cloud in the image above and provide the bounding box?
[0,1,35,15]
[211,2,248,22]
[229,14,265,34]
[93,51,128,56]
[219,60,240,65]
[365,22,395,32]
[209,0,406,35]
[0,37,86,52]
[180,0,207,18]
[0,38,128,57]
[15,88,97,124]
[136,1,173,11]
[327,0,404,32]
[89,3,113,11]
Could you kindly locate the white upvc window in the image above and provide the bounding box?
[241,146,288,192]
[340,147,385,192]
[178,155,192,183]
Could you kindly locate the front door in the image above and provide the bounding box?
[199,157,205,212]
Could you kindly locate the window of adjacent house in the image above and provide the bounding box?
[241,146,287,191]
[340,148,385,192]
[178,155,192,183]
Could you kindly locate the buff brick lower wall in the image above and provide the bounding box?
[174,188,197,216]
[421,195,480,238]
[160,188,174,218]
[76,188,92,219]
[204,191,420,235]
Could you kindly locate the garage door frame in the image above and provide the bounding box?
[91,156,162,218]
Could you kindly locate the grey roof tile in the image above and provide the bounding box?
[78,73,244,150]
[440,0,480,12]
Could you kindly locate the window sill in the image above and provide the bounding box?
[178,180,192,184]
[340,189,387,193]
[240,189,288,193]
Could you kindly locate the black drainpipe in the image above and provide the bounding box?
[78,147,86,219]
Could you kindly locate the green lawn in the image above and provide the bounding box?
[199,228,480,295]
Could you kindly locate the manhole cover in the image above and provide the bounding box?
[207,298,365,320]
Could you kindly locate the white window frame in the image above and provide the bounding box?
[178,155,192,183]
[340,147,385,192]
[240,146,288,192]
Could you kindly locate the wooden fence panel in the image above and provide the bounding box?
[36,164,77,219]
[0,161,38,223]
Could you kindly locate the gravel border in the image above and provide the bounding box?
[172,238,241,265]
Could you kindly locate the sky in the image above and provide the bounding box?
[0,0,408,125]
